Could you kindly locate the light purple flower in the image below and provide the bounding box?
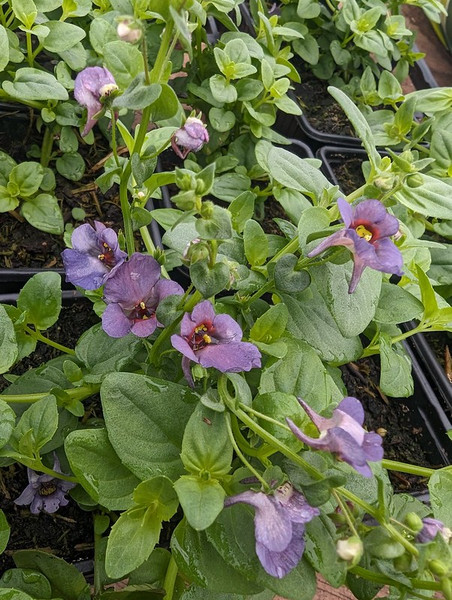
[170,300,261,386]
[224,483,319,578]
[171,117,209,159]
[102,253,183,338]
[287,397,383,478]
[14,455,76,515]
[417,518,452,543]
[74,67,118,137]
[308,198,403,293]
[62,221,127,290]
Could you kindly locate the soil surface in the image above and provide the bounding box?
[322,151,366,194]
[0,110,137,270]
[341,357,443,492]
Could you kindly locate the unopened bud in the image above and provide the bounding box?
[406,174,424,188]
[200,200,214,219]
[430,560,449,577]
[373,176,395,191]
[117,18,142,43]
[405,512,423,533]
[337,537,363,565]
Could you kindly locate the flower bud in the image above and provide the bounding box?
[171,116,209,160]
[405,512,423,533]
[429,560,449,577]
[337,537,363,565]
[406,174,424,188]
[373,175,395,191]
[200,200,214,219]
[117,18,142,43]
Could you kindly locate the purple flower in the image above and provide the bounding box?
[170,300,261,386]
[417,518,452,543]
[14,455,76,515]
[224,483,319,578]
[308,198,403,293]
[62,221,127,290]
[287,397,383,478]
[74,67,118,137]
[171,117,209,159]
[102,253,183,338]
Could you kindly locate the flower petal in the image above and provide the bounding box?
[198,341,261,372]
[130,317,158,338]
[353,199,399,238]
[62,249,109,290]
[307,230,355,258]
[14,484,37,506]
[190,301,216,329]
[171,334,198,363]
[211,313,243,343]
[104,254,162,305]
[71,223,102,253]
[102,303,132,338]
[337,198,353,228]
[256,521,306,579]
[337,397,365,426]
[373,238,404,275]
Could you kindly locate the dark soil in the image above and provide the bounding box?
[0,464,94,574]
[341,357,443,492]
[323,151,366,194]
[0,109,138,270]
[294,67,355,138]
[423,331,452,378]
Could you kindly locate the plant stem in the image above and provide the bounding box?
[34,462,78,483]
[40,126,54,168]
[1,384,100,404]
[26,32,34,67]
[382,459,434,478]
[332,489,359,537]
[225,414,270,490]
[24,325,76,355]
[163,555,179,600]
[345,183,368,203]
[361,325,423,357]
[230,413,271,458]
[351,565,441,591]
[239,402,292,432]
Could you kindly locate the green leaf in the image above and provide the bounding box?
[114,76,161,111]
[328,86,380,169]
[13,550,90,600]
[209,107,236,132]
[379,335,413,398]
[42,21,85,53]
[9,162,43,197]
[17,272,61,330]
[0,400,15,450]
[181,404,232,478]
[250,303,288,343]
[11,394,58,455]
[65,428,140,510]
[253,392,303,449]
[0,510,9,554]
[195,206,233,240]
[12,0,36,28]
[394,175,452,220]
[3,68,68,101]
[55,152,85,181]
[106,476,178,578]
[0,26,9,71]
[311,262,381,337]
[298,206,331,249]
[0,569,52,598]
[228,191,255,233]
[190,260,230,298]
[281,289,362,364]
[172,520,263,595]
[101,373,197,481]
[0,187,19,212]
[209,74,237,103]
[374,283,423,324]
[244,220,268,267]
[305,515,346,587]
[21,194,64,234]
[104,41,144,89]
[174,476,225,531]
[429,467,452,525]
[0,306,18,374]
[274,254,311,293]
[417,264,439,320]
[75,323,142,383]
[150,83,180,122]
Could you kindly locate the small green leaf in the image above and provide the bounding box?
[244,220,268,267]
[17,271,62,330]
[174,476,225,531]
[0,305,18,374]
[250,303,288,343]
[11,395,58,454]
[190,260,230,298]
[21,194,64,234]
[379,335,413,398]
[0,510,10,554]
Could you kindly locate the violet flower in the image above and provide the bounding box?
[170,300,261,386]
[308,198,403,293]
[417,518,452,543]
[224,483,319,578]
[74,66,118,137]
[171,117,209,159]
[14,455,76,515]
[287,397,383,478]
[102,253,183,338]
[62,221,127,290]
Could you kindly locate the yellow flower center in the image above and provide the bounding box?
[355,225,373,241]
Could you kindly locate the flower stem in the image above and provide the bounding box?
[34,462,78,483]
[226,413,270,490]
[163,555,179,600]
[345,184,367,204]
[23,325,76,355]
[1,384,100,404]
[332,489,359,537]
[382,459,434,478]
[239,402,292,432]
[40,126,54,168]
[351,565,441,592]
